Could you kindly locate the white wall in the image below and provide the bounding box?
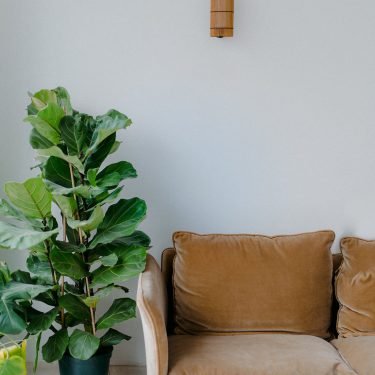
[1,0,375,366]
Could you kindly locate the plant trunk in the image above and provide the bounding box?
[68,163,97,335]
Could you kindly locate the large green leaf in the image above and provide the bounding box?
[50,247,88,279]
[88,186,123,208]
[58,312,80,328]
[0,199,24,221]
[29,128,54,149]
[27,102,38,115]
[0,355,26,375]
[11,270,33,284]
[35,290,56,306]
[113,231,151,247]
[27,89,56,116]
[44,156,72,188]
[89,198,147,248]
[42,329,69,363]
[0,199,41,229]
[84,284,127,309]
[37,146,84,173]
[24,115,60,145]
[87,168,98,186]
[28,241,47,254]
[67,206,104,233]
[91,245,147,286]
[100,328,130,347]
[27,253,53,283]
[30,89,57,111]
[109,140,121,155]
[99,253,118,267]
[86,110,131,155]
[63,283,82,295]
[54,87,73,115]
[38,102,63,129]
[59,294,91,322]
[0,222,58,250]
[0,282,51,334]
[54,240,86,253]
[125,231,151,247]
[95,161,137,188]
[4,177,52,219]
[68,329,100,360]
[88,231,150,261]
[27,307,58,334]
[85,133,116,171]
[34,332,42,373]
[53,194,77,218]
[80,113,96,146]
[0,262,11,286]
[24,103,63,144]
[46,181,95,198]
[96,298,136,330]
[66,226,80,245]
[0,282,51,302]
[60,115,86,155]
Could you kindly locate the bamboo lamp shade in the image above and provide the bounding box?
[210,0,234,38]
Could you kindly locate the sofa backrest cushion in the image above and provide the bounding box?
[172,231,335,338]
[336,237,375,337]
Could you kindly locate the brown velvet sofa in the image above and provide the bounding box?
[137,236,373,375]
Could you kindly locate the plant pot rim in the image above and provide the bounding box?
[60,346,113,362]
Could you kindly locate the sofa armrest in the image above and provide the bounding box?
[137,254,168,375]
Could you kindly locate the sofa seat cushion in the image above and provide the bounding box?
[168,334,356,375]
[331,336,375,375]
[173,231,335,337]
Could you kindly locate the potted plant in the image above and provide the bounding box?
[0,87,149,374]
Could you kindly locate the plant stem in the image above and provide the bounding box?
[60,215,66,327]
[42,219,58,286]
[43,240,57,286]
[68,163,96,335]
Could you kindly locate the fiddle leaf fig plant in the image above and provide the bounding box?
[0,87,149,367]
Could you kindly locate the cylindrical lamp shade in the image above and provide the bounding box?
[210,0,234,38]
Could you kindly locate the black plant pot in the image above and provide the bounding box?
[58,346,113,375]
